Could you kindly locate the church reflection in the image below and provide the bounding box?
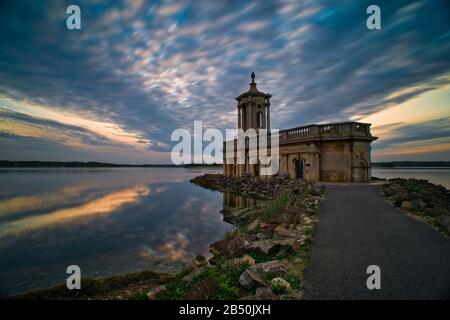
[223,192,260,209]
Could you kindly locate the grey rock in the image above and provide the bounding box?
[146,285,166,300]
[245,239,297,255]
[255,287,278,300]
[251,260,286,275]
[239,295,262,300]
[239,269,266,289]
[273,226,306,239]
[247,219,260,231]
[256,232,270,240]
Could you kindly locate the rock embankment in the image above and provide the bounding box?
[148,174,324,300]
[381,178,449,235]
[191,174,322,200]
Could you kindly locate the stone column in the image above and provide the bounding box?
[238,106,241,129]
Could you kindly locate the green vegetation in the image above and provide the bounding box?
[161,258,251,300]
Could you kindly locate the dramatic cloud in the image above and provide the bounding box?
[0,0,449,162]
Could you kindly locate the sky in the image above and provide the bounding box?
[0,0,449,163]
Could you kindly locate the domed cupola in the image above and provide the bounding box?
[235,72,271,132]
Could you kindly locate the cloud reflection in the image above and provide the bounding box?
[0,185,150,239]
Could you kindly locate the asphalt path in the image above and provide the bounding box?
[303,183,450,299]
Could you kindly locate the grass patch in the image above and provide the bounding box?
[271,283,288,295]
[161,258,251,300]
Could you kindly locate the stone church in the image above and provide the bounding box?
[223,73,378,182]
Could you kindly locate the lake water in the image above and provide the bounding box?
[1,166,448,297]
[372,167,450,189]
[0,167,232,297]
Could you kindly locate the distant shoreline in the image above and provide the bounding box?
[372,161,450,168]
[0,160,221,168]
[0,160,449,168]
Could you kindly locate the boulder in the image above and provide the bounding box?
[301,216,314,225]
[193,254,208,267]
[210,235,256,259]
[401,201,413,210]
[239,260,287,291]
[247,219,260,232]
[239,269,266,289]
[273,226,306,239]
[181,265,210,283]
[252,260,286,274]
[280,292,302,300]
[411,199,426,210]
[436,215,450,233]
[256,232,270,240]
[245,239,297,255]
[181,278,219,300]
[146,285,166,300]
[255,287,278,300]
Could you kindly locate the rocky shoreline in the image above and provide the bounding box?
[13,174,323,300]
[381,178,450,236]
[146,174,324,300]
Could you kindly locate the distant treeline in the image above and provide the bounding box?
[372,161,450,168]
[2,160,448,168]
[0,160,222,168]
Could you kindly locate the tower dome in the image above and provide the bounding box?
[235,72,271,132]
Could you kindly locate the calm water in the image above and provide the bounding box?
[0,167,232,297]
[372,167,450,189]
[1,167,448,296]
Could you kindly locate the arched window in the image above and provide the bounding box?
[257,111,263,128]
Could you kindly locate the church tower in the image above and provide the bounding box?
[235,72,271,132]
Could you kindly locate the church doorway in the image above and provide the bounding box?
[295,159,304,179]
[353,160,369,182]
[360,160,368,182]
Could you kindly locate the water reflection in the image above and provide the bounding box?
[0,185,150,239]
[0,168,230,296]
[223,192,261,209]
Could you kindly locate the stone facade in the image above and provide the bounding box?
[223,73,378,182]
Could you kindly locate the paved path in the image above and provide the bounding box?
[303,183,450,299]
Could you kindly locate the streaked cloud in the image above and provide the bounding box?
[0,0,449,162]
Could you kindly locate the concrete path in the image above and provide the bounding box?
[303,183,450,299]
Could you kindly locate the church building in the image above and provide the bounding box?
[223,73,378,182]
